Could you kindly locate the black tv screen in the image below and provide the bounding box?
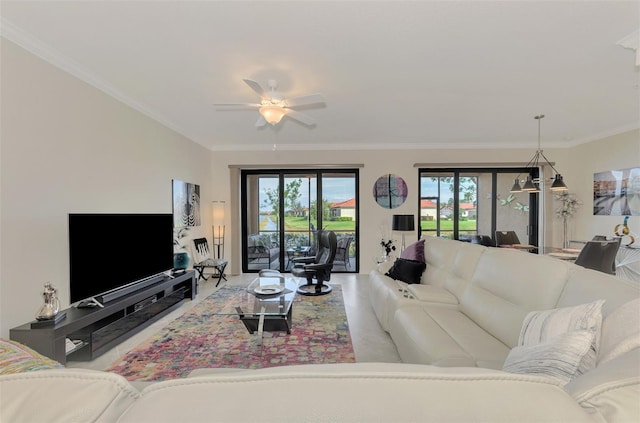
[69,213,174,304]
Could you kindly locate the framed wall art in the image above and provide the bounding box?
[172,179,201,227]
[593,167,640,216]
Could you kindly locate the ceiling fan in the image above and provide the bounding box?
[214,79,325,127]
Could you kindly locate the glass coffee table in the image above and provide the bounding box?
[214,276,299,345]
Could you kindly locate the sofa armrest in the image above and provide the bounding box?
[0,369,139,423]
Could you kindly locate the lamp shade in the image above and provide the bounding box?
[521,176,540,192]
[392,214,415,231]
[510,178,523,193]
[550,174,569,191]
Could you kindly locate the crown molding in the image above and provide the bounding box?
[0,17,203,146]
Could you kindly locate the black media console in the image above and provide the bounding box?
[10,271,196,365]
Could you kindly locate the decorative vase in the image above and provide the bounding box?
[35,282,60,321]
[173,251,190,270]
[563,218,569,249]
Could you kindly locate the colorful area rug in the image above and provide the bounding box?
[106,284,355,381]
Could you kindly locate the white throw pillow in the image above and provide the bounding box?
[503,330,595,385]
[518,300,605,376]
[598,298,640,364]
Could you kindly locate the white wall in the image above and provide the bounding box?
[0,40,213,337]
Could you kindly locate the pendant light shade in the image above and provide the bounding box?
[522,176,540,192]
[510,178,523,193]
[550,174,568,191]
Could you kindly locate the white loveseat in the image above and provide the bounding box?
[369,236,640,422]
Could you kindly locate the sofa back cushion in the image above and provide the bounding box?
[556,267,639,317]
[423,238,485,296]
[461,248,572,348]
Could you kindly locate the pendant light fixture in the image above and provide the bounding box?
[510,115,568,193]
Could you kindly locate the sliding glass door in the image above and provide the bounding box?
[241,169,359,273]
[419,168,538,246]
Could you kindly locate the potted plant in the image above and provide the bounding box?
[555,192,582,248]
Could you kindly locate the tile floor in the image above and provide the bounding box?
[67,272,401,371]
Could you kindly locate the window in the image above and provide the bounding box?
[419,168,538,245]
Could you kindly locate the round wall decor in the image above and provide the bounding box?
[373,174,408,209]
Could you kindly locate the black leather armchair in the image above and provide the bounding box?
[291,230,337,296]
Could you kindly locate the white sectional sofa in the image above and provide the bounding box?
[1,236,638,422]
[369,236,640,421]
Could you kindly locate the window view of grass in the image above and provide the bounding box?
[421,220,477,231]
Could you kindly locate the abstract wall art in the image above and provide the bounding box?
[172,179,201,227]
[593,167,640,216]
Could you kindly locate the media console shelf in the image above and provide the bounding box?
[10,271,196,365]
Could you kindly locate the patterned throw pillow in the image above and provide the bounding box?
[503,330,594,385]
[517,300,605,378]
[0,338,63,375]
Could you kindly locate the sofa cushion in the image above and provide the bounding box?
[598,298,640,365]
[518,300,604,376]
[391,305,510,369]
[502,330,595,385]
[405,284,458,305]
[0,368,139,423]
[119,363,592,423]
[461,248,573,348]
[400,239,425,262]
[565,349,640,423]
[385,258,426,284]
[0,339,63,375]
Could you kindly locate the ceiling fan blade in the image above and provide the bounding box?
[284,109,316,126]
[214,103,262,110]
[255,115,267,127]
[283,93,325,107]
[243,79,265,98]
[213,103,261,107]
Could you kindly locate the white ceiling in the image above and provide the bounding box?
[1,1,639,151]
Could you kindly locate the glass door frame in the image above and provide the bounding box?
[241,168,360,273]
[418,167,539,245]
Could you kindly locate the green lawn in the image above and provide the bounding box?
[421,220,477,231]
[277,216,356,231]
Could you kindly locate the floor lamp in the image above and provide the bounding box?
[393,214,415,252]
[212,201,225,259]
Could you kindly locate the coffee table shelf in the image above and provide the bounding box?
[214,276,299,345]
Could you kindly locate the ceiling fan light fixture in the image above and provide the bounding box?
[259,105,285,125]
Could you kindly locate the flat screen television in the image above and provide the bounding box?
[69,213,174,305]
